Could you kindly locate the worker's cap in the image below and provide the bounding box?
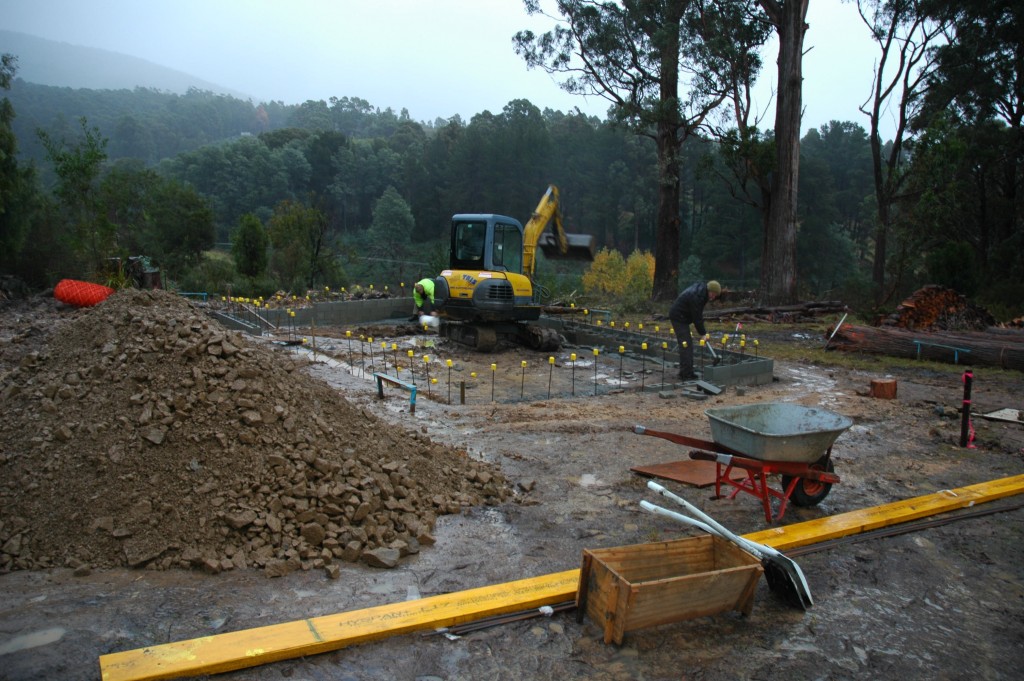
[707,280,722,295]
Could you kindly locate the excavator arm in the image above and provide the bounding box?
[521,185,594,278]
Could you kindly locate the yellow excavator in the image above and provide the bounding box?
[432,185,595,351]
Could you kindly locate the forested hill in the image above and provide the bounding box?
[4,30,458,167]
[1,30,245,99]
[7,80,294,166]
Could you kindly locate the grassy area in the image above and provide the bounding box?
[725,321,1019,382]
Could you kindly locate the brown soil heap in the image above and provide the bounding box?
[0,289,509,576]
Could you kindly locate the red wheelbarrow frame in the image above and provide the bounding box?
[632,426,841,524]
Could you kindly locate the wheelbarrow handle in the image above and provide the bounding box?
[632,425,743,456]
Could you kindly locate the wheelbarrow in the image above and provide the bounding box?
[634,403,853,523]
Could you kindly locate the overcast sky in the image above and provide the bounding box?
[5,0,890,135]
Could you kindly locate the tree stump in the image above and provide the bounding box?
[870,378,898,399]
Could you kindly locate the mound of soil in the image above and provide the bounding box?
[0,289,509,576]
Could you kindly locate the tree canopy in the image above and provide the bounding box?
[1,1,1021,319]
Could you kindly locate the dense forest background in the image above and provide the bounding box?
[1,3,1021,320]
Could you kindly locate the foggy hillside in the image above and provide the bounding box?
[1,30,251,100]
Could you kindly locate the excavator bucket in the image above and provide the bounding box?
[538,232,596,261]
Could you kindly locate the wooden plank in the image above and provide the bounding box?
[745,474,1024,551]
[100,474,1024,681]
[99,569,579,681]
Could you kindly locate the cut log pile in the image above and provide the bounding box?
[880,285,996,331]
[706,300,848,323]
[825,323,1024,371]
[825,286,1023,369]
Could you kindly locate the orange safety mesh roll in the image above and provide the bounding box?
[54,279,117,307]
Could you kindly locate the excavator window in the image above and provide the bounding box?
[492,223,522,274]
[453,222,486,267]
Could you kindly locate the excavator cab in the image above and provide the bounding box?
[432,186,595,351]
[450,218,524,274]
[437,214,534,323]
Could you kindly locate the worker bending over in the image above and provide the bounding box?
[410,278,435,321]
[669,280,721,381]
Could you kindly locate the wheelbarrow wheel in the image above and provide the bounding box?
[783,456,834,507]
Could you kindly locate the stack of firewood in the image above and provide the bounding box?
[881,285,995,331]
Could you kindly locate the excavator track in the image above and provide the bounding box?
[439,321,561,353]
[439,321,498,352]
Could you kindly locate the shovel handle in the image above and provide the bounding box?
[646,481,777,559]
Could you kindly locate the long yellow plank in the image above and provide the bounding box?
[99,473,1024,681]
[747,473,1024,551]
[99,569,578,681]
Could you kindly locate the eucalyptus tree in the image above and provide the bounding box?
[856,0,947,306]
[751,0,809,304]
[515,0,762,301]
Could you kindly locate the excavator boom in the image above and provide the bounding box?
[522,186,595,276]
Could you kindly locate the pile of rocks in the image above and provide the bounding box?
[0,289,509,576]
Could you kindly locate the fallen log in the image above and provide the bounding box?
[826,324,1024,371]
[707,301,848,322]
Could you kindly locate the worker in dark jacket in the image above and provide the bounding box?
[669,280,721,380]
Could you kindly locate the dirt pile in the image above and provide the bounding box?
[0,289,509,576]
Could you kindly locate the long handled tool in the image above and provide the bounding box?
[705,339,722,366]
[642,481,813,610]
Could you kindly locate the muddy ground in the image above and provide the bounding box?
[1,299,1023,681]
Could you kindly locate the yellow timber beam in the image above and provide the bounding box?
[99,569,579,681]
[746,472,1024,551]
[99,473,1024,681]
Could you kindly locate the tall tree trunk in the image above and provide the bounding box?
[759,0,808,305]
[870,125,889,302]
[651,13,683,303]
[653,119,682,301]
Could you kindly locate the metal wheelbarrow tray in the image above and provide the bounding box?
[633,403,853,523]
[705,403,853,463]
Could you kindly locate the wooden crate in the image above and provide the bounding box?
[576,535,763,644]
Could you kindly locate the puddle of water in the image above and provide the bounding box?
[0,627,66,656]
[785,366,845,405]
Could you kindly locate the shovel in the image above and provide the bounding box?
[705,339,722,366]
[642,481,813,610]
